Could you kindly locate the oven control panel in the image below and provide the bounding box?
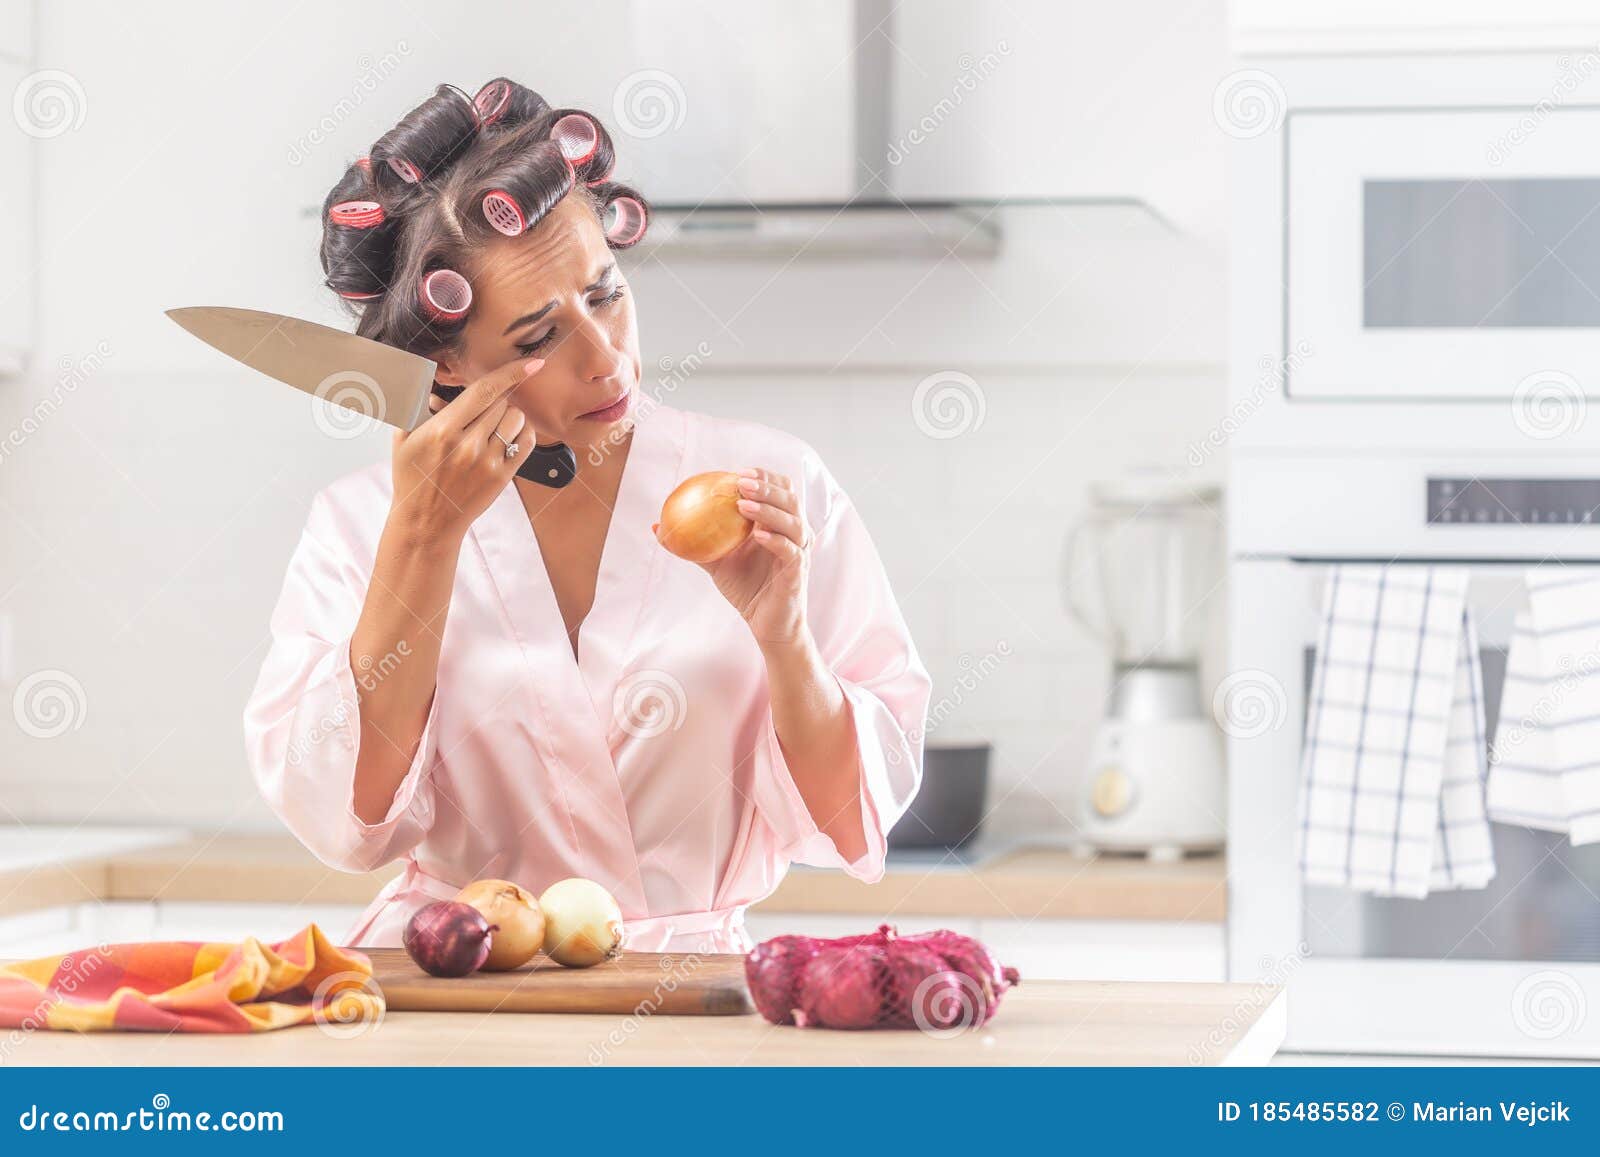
[1428,477,1600,525]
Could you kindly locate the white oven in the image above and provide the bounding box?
[1228,43,1600,1056]
[1230,455,1600,1057]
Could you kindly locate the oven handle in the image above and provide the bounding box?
[1237,554,1600,566]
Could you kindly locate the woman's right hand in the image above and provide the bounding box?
[387,357,544,541]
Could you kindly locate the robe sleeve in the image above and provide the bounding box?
[751,462,931,882]
[243,490,442,873]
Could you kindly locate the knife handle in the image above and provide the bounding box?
[430,384,578,489]
[518,442,578,489]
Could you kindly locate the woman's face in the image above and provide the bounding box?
[434,192,641,450]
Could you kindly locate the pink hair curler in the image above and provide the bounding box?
[603,196,647,246]
[388,156,422,184]
[338,289,382,301]
[356,156,372,175]
[328,200,385,229]
[482,190,526,237]
[474,80,512,127]
[585,157,615,187]
[420,269,473,321]
[550,113,599,167]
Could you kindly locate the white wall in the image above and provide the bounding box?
[0,0,1229,837]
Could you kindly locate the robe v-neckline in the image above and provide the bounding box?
[464,405,686,913]
[475,405,684,712]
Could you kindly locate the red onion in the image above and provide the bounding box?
[743,934,814,1025]
[796,944,888,1030]
[746,924,1019,1031]
[403,900,493,978]
[884,942,965,1029]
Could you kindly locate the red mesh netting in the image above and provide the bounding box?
[744,924,1020,1031]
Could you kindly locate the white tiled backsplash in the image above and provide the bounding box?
[0,364,1223,835]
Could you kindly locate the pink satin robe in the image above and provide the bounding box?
[243,404,930,953]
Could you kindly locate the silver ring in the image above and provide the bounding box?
[492,431,518,459]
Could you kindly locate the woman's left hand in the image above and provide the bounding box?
[696,467,811,648]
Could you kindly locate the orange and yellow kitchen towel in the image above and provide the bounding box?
[0,923,381,1033]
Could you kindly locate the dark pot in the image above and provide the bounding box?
[887,743,991,850]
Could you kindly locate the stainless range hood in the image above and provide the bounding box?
[634,196,1170,262]
[637,200,1004,260]
[629,0,1011,261]
[616,2,1168,261]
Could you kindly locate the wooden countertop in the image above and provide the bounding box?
[0,981,1283,1066]
[0,835,1225,924]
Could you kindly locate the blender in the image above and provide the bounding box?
[1062,474,1225,859]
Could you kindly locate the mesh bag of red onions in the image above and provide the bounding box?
[744,924,1020,1031]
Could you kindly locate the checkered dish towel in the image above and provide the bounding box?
[1487,568,1600,844]
[1298,566,1495,897]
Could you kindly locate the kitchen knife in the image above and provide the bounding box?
[165,306,578,488]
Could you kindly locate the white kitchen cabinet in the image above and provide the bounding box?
[0,55,33,375]
[975,918,1225,982]
[0,0,30,59]
[147,902,365,944]
[0,901,367,960]
[0,905,82,959]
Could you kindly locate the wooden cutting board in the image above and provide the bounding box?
[357,948,756,1016]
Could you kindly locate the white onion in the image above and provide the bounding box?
[538,878,624,968]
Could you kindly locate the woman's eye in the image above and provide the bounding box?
[515,332,555,356]
[513,289,624,355]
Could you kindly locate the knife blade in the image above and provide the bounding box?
[165,306,578,488]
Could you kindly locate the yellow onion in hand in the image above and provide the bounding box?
[656,471,751,564]
[453,878,546,971]
[539,878,624,968]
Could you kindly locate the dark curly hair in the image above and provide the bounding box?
[318,79,649,361]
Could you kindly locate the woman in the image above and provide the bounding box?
[244,79,930,954]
